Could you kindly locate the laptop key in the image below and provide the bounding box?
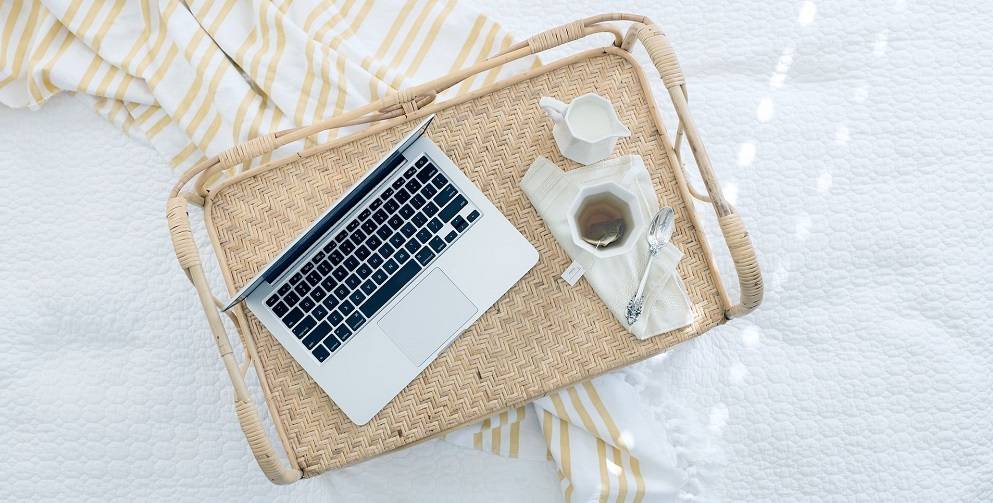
[289,273,303,285]
[342,257,358,271]
[302,263,314,274]
[312,344,331,362]
[381,187,395,200]
[394,248,411,264]
[404,239,420,254]
[416,163,437,183]
[302,321,332,349]
[415,156,429,168]
[322,295,339,312]
[421,183,437,198]
[324,338,341,353]
[373,209,388,224]
[388,215,403,230]
[284,291,300,306]
[313,250,326,262]
[355,245,371,261]
[376,225,392,240]
[431,173,447,188]
[332,266,348,281]
[266,294,279,307]
[391,178,405,190]
[300,297,316,313]
[405,165,418,178]
[334,325,352,341]
[445,230,458,243]
[427,218,443,233]
[350,229,366,246]
[328,310,344,326]
[395,188,410,204]
[282,307,304,328]
[346,312,366,331]
[306,271,322,286]
[404,178,421,194]
[312,305,329,320]
[349,290,365,305]
[389,232,405,248]
[357,263,372,278]
[401,222,417,238]
[340,240,355,255]
[410,193,426,209]
[345,274,361,289]
[272,301,289,317]
[379,243,395,259]
[422,201,439,217]
[317,260,334,275]
[323,241,336,253]
[415,246,436,266]
[310,287,326,302]
[429,236,446,253]
[292,315,318,338]
[399,204,415,220]
[336,230,349,243]
[416,228,432,244]
[359,259,422,318]
[368,253,384,269]
[372,269,389,285]
[361,220,377,235]
[370,199,383,211]
[383,258,399,274]
[385,199,400,213]
[334,284,349,300]
[359,208,371,220]
[361,280,377,295]
[329,250,344,265]
[434,184,456,206]
[277,283,292,296]
[366,235,382,250]
[412,212,428,228]
[346,220,360,232]
[440,195,467,222]
[294,282,311,297]
[339,300,354,316]
[452,215,468,232]
[467,210,480,222]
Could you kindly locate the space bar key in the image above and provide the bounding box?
[359,260,422,318]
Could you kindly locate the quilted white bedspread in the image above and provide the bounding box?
[2,1,991,501]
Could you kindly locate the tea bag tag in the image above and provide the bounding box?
[561,260,586,286]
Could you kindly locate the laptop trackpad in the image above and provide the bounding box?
[378,269,478,365]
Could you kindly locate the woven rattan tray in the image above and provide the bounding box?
[167,14,762,483]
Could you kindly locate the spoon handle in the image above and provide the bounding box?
[625,249,658,325]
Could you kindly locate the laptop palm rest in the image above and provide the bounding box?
[378,268,478,365]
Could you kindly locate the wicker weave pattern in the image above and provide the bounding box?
[206,52,725,475]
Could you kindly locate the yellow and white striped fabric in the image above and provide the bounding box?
[0,0,533,171]
[447,373,708,502]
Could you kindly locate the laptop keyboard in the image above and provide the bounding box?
[263,155,481,363]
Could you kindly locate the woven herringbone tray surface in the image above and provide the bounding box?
[206,51,725,475]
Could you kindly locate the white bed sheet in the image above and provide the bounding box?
[2,1,991,501]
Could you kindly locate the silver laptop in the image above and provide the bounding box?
[223,116,538,424]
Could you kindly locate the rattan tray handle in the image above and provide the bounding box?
[166,14,762,484]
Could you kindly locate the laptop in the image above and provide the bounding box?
[223,115,538,425]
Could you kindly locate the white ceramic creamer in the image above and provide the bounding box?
[539,93,630,165]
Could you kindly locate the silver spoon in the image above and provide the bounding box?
[625,207,676,325]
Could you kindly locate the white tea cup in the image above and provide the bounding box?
[567,181,645,258]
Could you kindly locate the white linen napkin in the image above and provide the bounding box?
[521,155,693,338]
